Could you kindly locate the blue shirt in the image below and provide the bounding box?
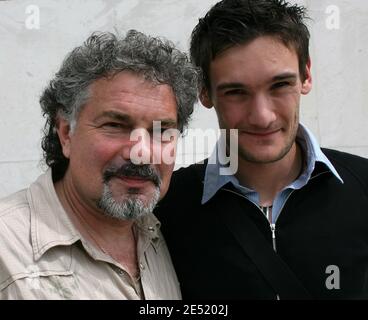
[202,123,344,224]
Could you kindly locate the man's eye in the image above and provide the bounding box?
[152,127,172,134]
[152,128,169,138]
[272,81,290,89]
[152,128,177,142]
[225,89,246,95]
[102,123,124,129]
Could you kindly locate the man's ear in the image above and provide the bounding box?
[56,117,72,159]
[199,87,213,109]
[301,58,312,95]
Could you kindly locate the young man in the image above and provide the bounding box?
[155,0,368,299]
[0,30,199,299]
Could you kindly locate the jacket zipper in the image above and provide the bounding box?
[221,171,329,299]
[266,170,329,249]
[223,188,282,299]
[270,223,277,252]
[222,187,294,251]
[269,190,296,251]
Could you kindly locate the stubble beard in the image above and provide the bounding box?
[97,183,161,221]
[237,113,299,165]
[96,162,162,220]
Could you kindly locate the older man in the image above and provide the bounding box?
[0,30,199,299]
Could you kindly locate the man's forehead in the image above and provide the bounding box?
[214,35,299,60]
[78,72,177,125]
[87,72,175,104]
[209,37,300,85]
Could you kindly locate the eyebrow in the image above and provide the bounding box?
[216,82,247,92]
[94,111,177,128]
[271,72,298,82]
[159,119,178,128]
[94,111,132,124]
[215,72,299,92]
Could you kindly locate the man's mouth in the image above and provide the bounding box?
[242,129,281,138]
[114,175,153,188]
[103,163,161,188]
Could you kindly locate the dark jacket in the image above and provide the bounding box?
[154,148,368,299]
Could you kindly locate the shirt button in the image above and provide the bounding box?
[139,263,145,271]
[116,268,124,275]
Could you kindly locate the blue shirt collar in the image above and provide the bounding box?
[202,123,343,204]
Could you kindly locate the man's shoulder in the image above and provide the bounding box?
[171,161,207,183]
[0,189,34,293]
[322,148,368,190]
[0,188,32,247]
[166,161,207,196]
[322,148,368,170]
[0,189,30,219]
[155,162,206,217]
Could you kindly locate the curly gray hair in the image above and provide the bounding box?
[40,30,200,181]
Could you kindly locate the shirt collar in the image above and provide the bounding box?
[27,169,81,261]
[297,123,343,181]
[202,123,343,204]
[27,169,162,261]
[292,123,343,188]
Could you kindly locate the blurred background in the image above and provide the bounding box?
[0,0,367,198]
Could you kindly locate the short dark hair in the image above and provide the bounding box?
[190,0,310,90]
[40,30,200,181]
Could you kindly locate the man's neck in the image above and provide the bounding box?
[54,174,139,279]
[235,142,303,207]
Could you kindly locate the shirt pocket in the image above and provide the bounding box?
[0,269,79,299]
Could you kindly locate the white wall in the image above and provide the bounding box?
[0,0,367,198]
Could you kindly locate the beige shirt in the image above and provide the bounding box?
[0,170,181,300]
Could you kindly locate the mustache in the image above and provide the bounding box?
[103,163,161,187]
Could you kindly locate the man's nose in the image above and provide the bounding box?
[247,94,276,128]
[122,128,152,165]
